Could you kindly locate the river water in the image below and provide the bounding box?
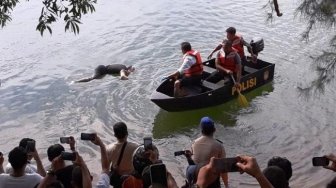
[1,0,336,187]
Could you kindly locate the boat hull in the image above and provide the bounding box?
[151,58,275,112]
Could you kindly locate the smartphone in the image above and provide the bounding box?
[80,133,95,141]
[144,137,152,150]
[174,150,185,156]
[26,141,36,153]
[60,137,71,144]
[312,157,329,166]
[60,152,76,161]
[150,163,168,188]
[213,157,239,173]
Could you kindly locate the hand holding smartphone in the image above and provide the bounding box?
[312,156,329,166]
[60,137,71,144]
[60,152,77,161]
[213,157,239,173]
[144,137,153,150]
[26,141,36,153]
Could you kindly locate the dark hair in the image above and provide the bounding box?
[71,166,83,188]
[113,122,128,139]
[327,177,336,188]
[47,144,65,162]
[263,166,289,188]
[201,127,215,136]
[267,156,292,181]
[226,27,236,35]
[8,147,28,170]
[47,181,65,188]
[19,138,35,148]
[181,42,192,52]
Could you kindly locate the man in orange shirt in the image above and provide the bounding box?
[208,27,257,63]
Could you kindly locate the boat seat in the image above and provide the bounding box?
[244,66,258,74]
[184,85,203,96]
[202,80,223,90]
[203,66,217,74]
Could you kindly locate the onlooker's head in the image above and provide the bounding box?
[200,117,215,136]
[267,156,292,181]
[8,146,28,171]
[19,138,35,148]
[181,42,192,54]
[327,177,336,188]
[19,138,35,160]
[263,166,289,188]
[47,144,65,162]
[113,122,128,140]
[71,166,83,188]
[226,27,236,40]
[132,145,159,175]
[47,181,65,188]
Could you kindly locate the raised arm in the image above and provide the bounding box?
[236,155,274,188]
[32,149,46,177]
[208,44,223,59]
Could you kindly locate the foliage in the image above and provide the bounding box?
[0,0,97,35]
[296,0,336,96]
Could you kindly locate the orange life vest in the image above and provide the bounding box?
[231,35,244,58]
[183,50,203,77]
[218,48,238,73]
[122,176,144,188]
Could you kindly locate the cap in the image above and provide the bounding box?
[200,117,215,130]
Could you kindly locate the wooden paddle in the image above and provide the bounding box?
[230,74,249,107]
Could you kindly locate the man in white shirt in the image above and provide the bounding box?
[5,138,46,177]
[0,147,42,188]
[166,42,203,97]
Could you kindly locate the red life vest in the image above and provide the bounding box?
[183,50,203,77]
[218,48,238,73]
[232,35,244,58]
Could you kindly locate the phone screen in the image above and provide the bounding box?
[144,137,152,150]
[60,137,70,144]
[213,157,239,173]
[26,141,36,153]
[312,157,329,166]
[61,152,76,161]
[81,133,95,141]
[150,163,168,188]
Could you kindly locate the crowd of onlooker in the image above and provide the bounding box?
[0,118,336,188]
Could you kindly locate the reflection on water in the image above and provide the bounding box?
[153,83,274,138]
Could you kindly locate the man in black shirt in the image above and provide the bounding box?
[75,64,135,82]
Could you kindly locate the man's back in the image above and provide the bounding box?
[5,163,37,174]
[107,141,139,175]
[192,136,225,164]
[0,173,42,188]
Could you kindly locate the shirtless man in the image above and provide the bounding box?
[75,64,135,83]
